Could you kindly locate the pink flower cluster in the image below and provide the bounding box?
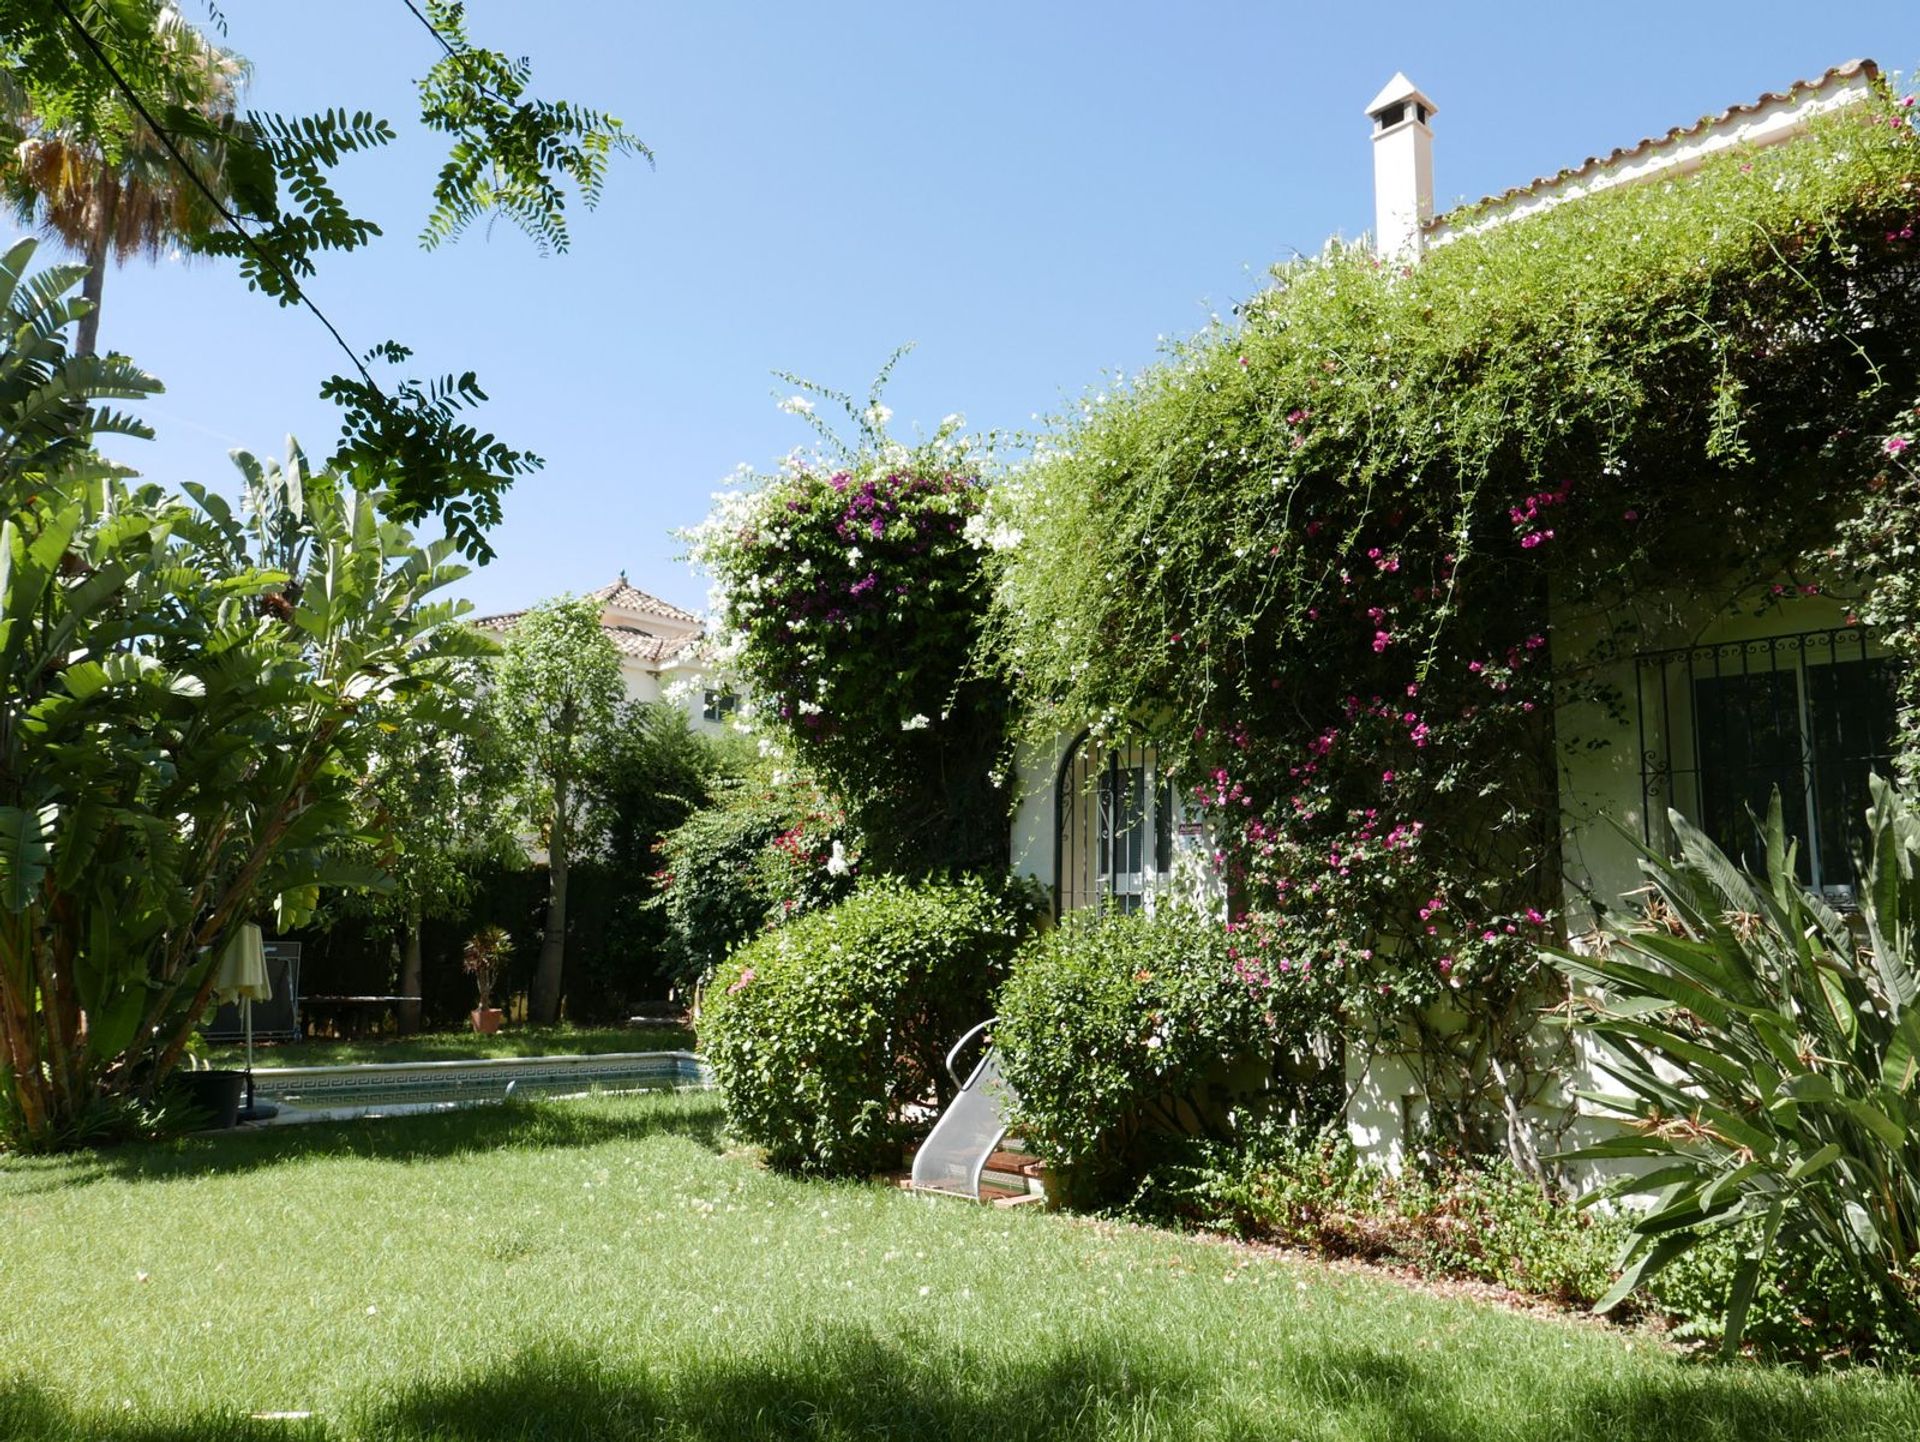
[1510,481,1570,549]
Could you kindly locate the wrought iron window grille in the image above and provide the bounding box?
[1634,625,1900,905]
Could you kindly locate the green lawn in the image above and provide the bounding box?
[4,1093,1918,1442]
[197,1022,693,1070]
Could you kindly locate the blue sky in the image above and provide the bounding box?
[20,1,1920,617]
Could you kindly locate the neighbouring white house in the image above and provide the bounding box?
[1006,60,1903,1172]
[476,574,737,736]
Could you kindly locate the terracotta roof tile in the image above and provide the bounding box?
[473,575,705,668]
[587,578,702,627]
[605,626,699,663]
[1428,59,1879,234]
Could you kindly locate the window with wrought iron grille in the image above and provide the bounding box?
[1635,627,1901,903]
[1053,735,1178,918]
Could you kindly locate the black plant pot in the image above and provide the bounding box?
[176,1068,246,1129]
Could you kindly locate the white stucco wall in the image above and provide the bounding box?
[1009,733,1073,895]
[616,657,738,740]
[619,659,664,705]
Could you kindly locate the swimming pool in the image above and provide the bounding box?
[248,1050,713,1123]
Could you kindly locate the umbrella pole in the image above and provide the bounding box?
[244,995,255,1113]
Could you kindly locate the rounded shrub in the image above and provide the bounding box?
[700,876,1037,1176]
[995,909,1296,1207]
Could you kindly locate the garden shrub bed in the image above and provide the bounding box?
[701,876,1039,1176]
[996,908,1328,1208]
[1133,1128,1625,1311]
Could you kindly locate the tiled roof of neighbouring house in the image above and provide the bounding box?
[474,575,704,666]
[1428,59,1879,234]
[598,625,700,663]
[584,577,703,628]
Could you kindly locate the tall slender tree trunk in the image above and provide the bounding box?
[532,779,568,1025]
[75,181,116,359]
[398,902,423,1034]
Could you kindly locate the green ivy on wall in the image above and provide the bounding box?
[988,80,1920,1159]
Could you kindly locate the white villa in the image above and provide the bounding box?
[477,575,735,735]
[1006,60,1901,1170]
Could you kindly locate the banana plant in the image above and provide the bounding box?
[1550,777,1920,1356]
[0,239,484,1149]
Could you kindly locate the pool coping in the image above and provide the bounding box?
[232,1049,714,1127]
[252,1048,706,1079]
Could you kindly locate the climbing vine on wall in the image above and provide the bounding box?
[988,81,1920,1158]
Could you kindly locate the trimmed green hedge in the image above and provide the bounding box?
[995,909,1294,1206]
[701,876,1037,1176]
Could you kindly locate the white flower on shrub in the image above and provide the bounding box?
[900,713,931,731]
[963,512,1024,552]
[779,395,815,415]
[1144,1021,1171,1074]
[826,841,851,877]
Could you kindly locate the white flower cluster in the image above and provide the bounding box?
[961,511,1024,552]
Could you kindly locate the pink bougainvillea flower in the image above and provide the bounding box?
[1886,435,1911,455]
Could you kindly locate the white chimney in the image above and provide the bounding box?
[1366,73,1437,261]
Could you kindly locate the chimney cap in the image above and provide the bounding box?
[1365,72,1437,122]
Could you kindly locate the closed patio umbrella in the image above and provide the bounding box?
[212,923,276,1120]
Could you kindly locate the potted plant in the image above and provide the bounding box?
[464,925,513,1034]
[173,1056,246,1129]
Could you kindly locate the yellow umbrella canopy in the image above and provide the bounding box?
[211,923,276,1120]
[211,923,271,1005]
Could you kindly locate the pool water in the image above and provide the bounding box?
[246,1050,712,1122]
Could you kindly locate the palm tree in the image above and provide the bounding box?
[4,7,245,356]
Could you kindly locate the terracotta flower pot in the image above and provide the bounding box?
[470,1006,505,1035]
